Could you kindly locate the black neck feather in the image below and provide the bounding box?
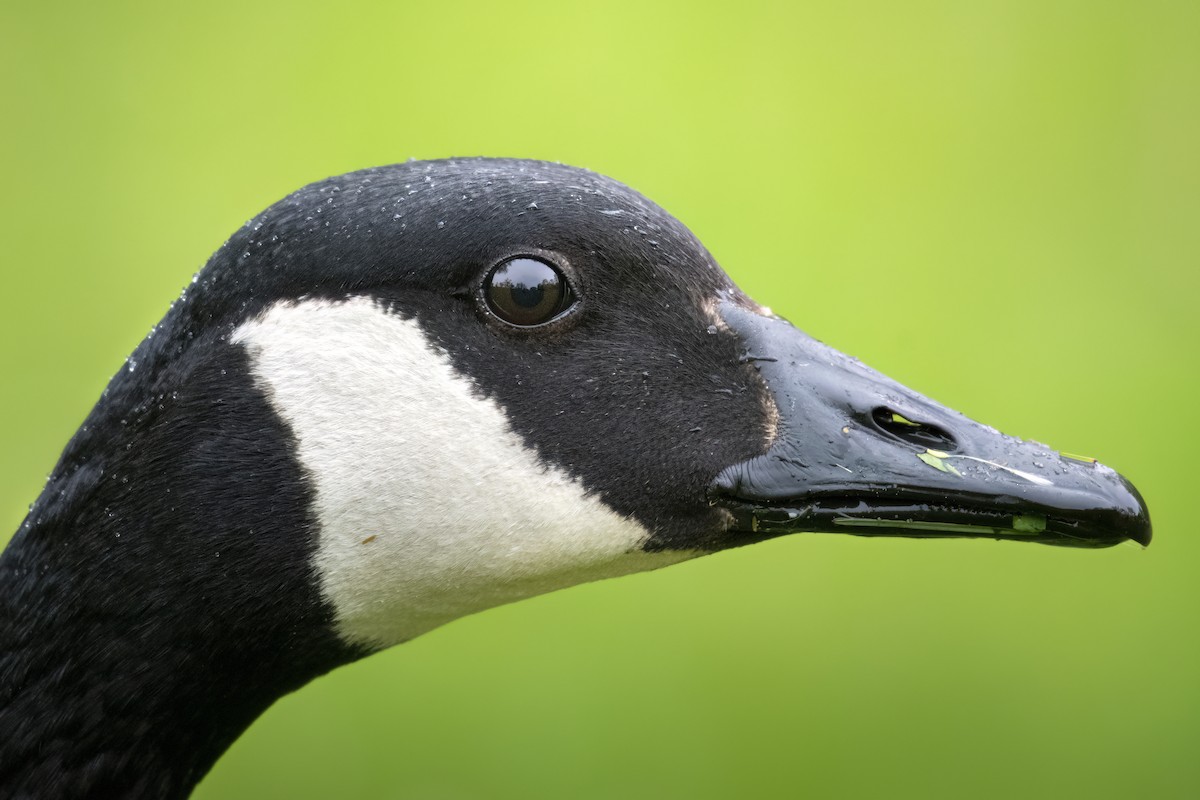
[0,330,361,798]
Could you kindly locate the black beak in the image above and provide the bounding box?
[710,299,1151,548]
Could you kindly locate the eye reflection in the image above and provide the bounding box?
[484,257,574,327]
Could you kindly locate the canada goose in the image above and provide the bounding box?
[0,158,1150,798]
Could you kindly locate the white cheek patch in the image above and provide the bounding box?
[232,296,691,649]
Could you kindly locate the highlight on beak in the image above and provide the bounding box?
[709,299,1151,549]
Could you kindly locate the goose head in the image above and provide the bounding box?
[0,158,1150,797]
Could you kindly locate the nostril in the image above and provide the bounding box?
[870,407,958,452]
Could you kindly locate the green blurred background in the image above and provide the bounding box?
[2,1,1197,797]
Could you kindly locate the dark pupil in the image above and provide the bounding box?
[509,281,546,309]
[487,258,566,326]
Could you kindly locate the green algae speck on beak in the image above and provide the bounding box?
[1013,514,1048,534]
[917,449,962,477]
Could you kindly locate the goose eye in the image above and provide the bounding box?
[484,257,574,327]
